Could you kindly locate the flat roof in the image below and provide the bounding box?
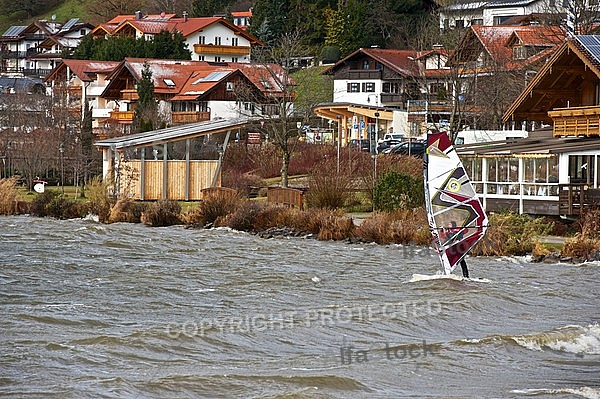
[456,135,600,156]
[95,117,253,150]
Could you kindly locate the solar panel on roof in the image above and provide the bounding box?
[575,36,600,63]
[2,26,26,37]
[194,71,230,83]
[62,18,80,31]
[576,36,600,46]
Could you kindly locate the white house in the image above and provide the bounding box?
[438,0,567,30]
[91,13,263,63]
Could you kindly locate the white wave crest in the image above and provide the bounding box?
[511,386,600,399]
[512,324,600,355]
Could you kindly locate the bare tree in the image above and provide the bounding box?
[236,31,316,187]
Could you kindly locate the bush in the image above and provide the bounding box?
[184,190,244,227]
[108,198,148,223]
[373,171,424,211]
[225,200,268,231]
[305,158,353,209]
[0,177,19,215]
[30,189,87,219]
[356,208,429,244]
[318,214,355,241]
[472,211,553,256]
[86,177,115,223]
[561,236,600,261]
[141,200,181,226]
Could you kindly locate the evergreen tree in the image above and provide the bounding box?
[190,0,235,17]
[133,63,158,133]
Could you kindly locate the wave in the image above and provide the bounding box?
[408,273,492,283]
[459,324,600,356]
[511,386,600,399]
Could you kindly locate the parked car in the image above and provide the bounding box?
[376,139,402,153]
[385,141,427,157]
[377,133,405,145]
[348,139,372,152]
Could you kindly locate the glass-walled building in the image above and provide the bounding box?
[457,135,600,216]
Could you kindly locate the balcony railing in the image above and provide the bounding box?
[558,183,600,215]
[548,105,600,137]
[380,93,403,104]
[193,44,251,56]
[121,89,138,101]
[172,111,210,124]
[109,110,134,122]
[346,69,382,79]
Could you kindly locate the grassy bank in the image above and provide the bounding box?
[1,177,597,261]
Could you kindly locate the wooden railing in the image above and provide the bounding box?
[558,183,600,215]
[109,110,134,122]
[172,111,210,124]
[193,44,251,56]
[267,187,304,209]
[121,89,139,101]
[549,105,600,137]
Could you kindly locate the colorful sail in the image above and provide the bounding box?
[424,132,488,275]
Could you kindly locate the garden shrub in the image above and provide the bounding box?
[373,171,424,211]
[141,200,181,227]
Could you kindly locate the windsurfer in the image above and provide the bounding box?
[441,221,469,278]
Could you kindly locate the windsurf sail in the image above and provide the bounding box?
[424,132,488,275]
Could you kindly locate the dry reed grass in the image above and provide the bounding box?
[0,177,19,215]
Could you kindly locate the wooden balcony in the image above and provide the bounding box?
[121,89,139,101]
[193,44,251,56]
[172,111,210,124]
[558,183,600,216]
[548,105,600,137]
[109,110,134,122]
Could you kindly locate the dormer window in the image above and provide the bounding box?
[513,46,527,60]
[164,79,176,87]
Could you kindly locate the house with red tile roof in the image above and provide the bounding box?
[40,57,287,135]
[316,46,453,140]
[90,12,262,63]
[44,59,121,132]
[451,25,565,70]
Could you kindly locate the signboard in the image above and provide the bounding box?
[247,132,261,144]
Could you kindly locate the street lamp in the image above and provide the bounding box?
[59,143,65,194]
[337,115,341,173]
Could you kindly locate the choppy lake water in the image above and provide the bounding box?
[1,215,599,398]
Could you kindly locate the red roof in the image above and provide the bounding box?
[470,25,565,64]
[44,59,120,83]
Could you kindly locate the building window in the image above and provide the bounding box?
[347,82,360,92]
[363,60,370,70]
[455,19,464,28]
[198,55,204,61]
[199,35,205,44]
[232,37,238,46]
[382,82,399,94]
[226,82,234,91]
[215,56,221,62]
[362,82,375,92]
[80,29,86,35]
[471,19,483,25]
[493,16,511,25]
[164,79,176,87]
[232,57,238,62]
[215,36,222,45]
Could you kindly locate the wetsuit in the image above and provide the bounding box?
[460,259,469,278]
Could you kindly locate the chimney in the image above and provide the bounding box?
[183,11,188,22]
[135,11,142,20]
